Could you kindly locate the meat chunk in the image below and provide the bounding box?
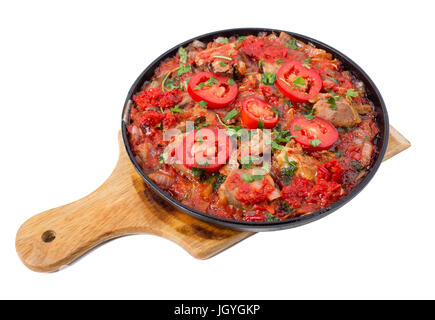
[218,168,280,209]
[194,44,238,75]
[312,93,361,127]
[353,103,373,115]
[273,142,319,180]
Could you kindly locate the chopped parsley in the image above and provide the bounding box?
[159,152,168,164]
[170,105,184,114]
[220,37,229,44]
[351,160,364,171]
[346,88,359,101]
[292,76,307,89]
[216,113,245,139]
[212,173,227,192]
[194,116,208,129]
[163,77,180,91]
[310,139,322,148]
[284,99,293,108]
[334,148,344,158]
[293,125,301,131]
[219,61,227,67]
[261,72,277,85]
[199,100,208,108]
[240,155,260,169]
[285,38,298,49]
[196,158,209,167]
[212,55,232,61]
[194,77,218,90]
[237,36,246,43]
[258,58,264,70]
[176,64,191,77]
[242,173,264,183]
[191,167,206,177]
[223,109,238,122]
[280,154,298,185]
[195,131,203,144]
[258,119,265,129]
[265,211,280,222]
[271,107,282,117]
[329,77,339,84]
[276,58,283,65]
[270,140,283,150]
[328,97,337,110]
[273,128,295,143]
[302,57,311,68]
[280,201,293,214]
[228,78,235,85]
[304,108,316,120]
[178,47,188,64]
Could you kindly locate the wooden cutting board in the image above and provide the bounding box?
[15,126,410,272]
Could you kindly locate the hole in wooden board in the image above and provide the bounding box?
[41,230,56,243]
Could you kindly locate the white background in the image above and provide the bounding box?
[0,0,433,299]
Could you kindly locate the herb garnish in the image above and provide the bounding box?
[265,211,280,222]
[240,155,260,169]
[261,73,277,85]
[258,119,265,129]
[191,167,206,177]
[328,97,337,110]
[310,139,322,147]
[170,105,184,114]
[199,100,208,108]
[223,109,238,122]
[178,47,188,64]
[292,76,307,89]
[346,89,359,101]
[351,160,364,171]
[220,37,229,44]
[242,173,264,183]
[285,39,298,49]
[212,55,232,61]
[271,107,282,117]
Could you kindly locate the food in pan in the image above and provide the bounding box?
[127,32,379,222]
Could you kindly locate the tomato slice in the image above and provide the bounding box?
[289,116,338,151]
[187,71,238,108]
[276,60,322,102]
[241,97,279,129]
[176,128,232,172]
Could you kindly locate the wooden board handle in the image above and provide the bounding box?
[15,163,150,272]
[16,133,250,272]
[16,127,410,272]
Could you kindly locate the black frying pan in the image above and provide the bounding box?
[121,28,389,232]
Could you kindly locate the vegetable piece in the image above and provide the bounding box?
[276,60,322,102]
[289,116,338,151]
[176,128,232,173]
[187,71,238,108]
[240,97,279,129]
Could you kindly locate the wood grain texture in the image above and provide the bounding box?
[16,126,410,272]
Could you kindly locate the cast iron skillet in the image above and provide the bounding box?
[121,28,389,232]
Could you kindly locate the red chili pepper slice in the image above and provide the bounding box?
[276,60,322,102]
[187,71,238,108]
